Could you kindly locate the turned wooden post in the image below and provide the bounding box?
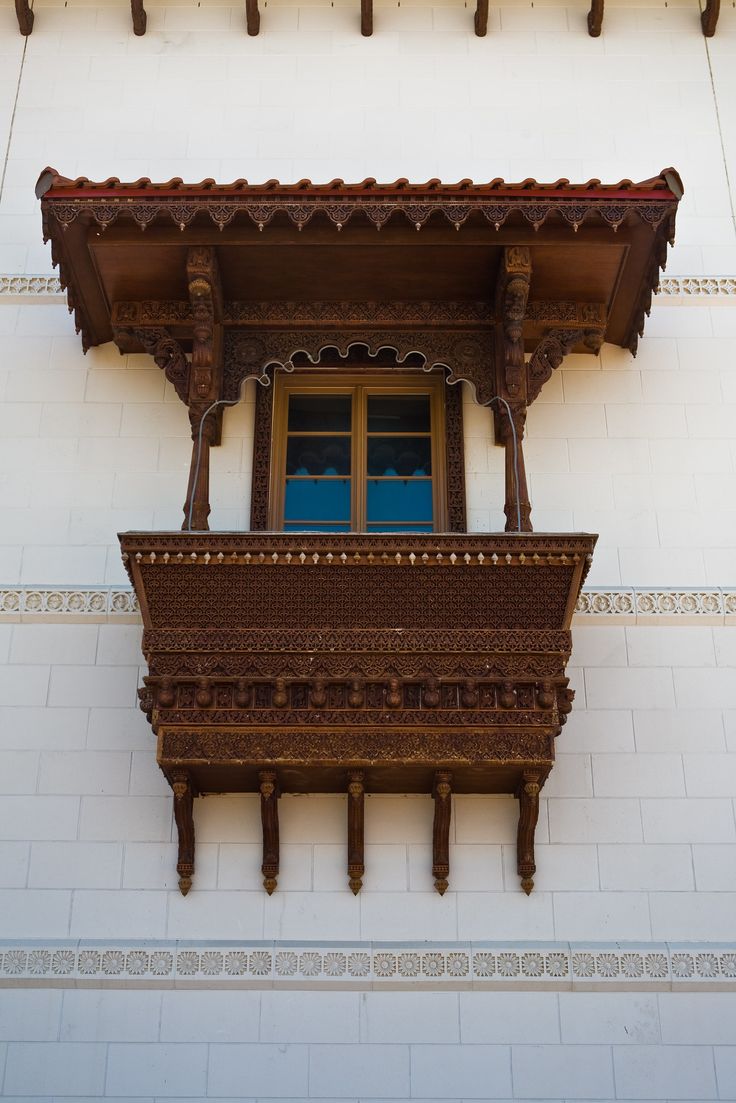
[499,403,532,532]
[517,770,541,894]
[432,771,452,895]
[474,0,489,35]
[171,771,195,896]
[347,771,365,894]
[701,0,719,35]
[361,0,373,35]
[183,404,216,531]
[587,0,604,35]
[259,770,280,894]
[246,0,260,34]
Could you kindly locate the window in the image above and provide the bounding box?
[268,374,448,532]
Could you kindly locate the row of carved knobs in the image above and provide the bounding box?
[155,677,560,710]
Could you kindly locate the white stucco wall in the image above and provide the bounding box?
[1,0,736,1099]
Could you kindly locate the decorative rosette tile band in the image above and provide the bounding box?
[1,942,735,990]
[3,274,736,301]
[2,587,735,620]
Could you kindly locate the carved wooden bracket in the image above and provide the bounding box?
[527,321,604,406]
[259,770,280,894]
[587,0,604,35]
[517,770,541,894]
[432,771,452,895]
[701,0,720,35]
[131,0,147,34]
[347,771,365,893]
[497,246,532,402]
[15,0,33,34]
[171,770,195,895]
[246,0,260,34]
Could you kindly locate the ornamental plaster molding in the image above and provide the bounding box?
[2,274,736,305]
[2,586,735,622]
[1,940,735,991]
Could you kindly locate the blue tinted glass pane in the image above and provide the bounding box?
[367,523,433,532]
[283,523,351,532]
[366,479,433,523]
[284,478,351,522]
[287,436,350,476]
[367,437,431,476]
[288,394,351,432]
[367,394,430,433]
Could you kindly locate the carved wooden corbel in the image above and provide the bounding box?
[123,326,191,404]
[246,0,260,34]
[15,0,33,34]
[131,0,147,34]
[516,770,541,894]
[497,246,532,402]
[474,0,489,35]
[347,771,365,894]
[432,771,452,895]
[183,248,225,532]
[587,0,604,35]
[259,770,280,894]
[701,0,719,35]
[526,328,581,405]
[171,770,195,895]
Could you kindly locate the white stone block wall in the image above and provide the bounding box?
[2,0,736,1098]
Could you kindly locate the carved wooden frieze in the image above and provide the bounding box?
[122,531,595,897]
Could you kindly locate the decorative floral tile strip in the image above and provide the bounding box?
[4,275,736,301]
[2,944,736,988]
[0,588,138,616]
[2,586,734,620]
[657,276,736,297]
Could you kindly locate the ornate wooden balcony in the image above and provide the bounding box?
[122,530,595,896]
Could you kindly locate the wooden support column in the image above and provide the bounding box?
[347,771,365,894]
[516,770,541,895]
[474,0,489,35]
[171,771,195,896]
[259,770,280,894]
[183,248,224,532]
[432,771,452,895]
[495,246,532,532]
[246,0,261,34]
[15,0,33,34]
[131,0,147,34]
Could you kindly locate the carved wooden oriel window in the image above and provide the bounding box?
[268,373,448,532]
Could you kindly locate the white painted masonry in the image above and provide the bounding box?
[2,0,736,1099]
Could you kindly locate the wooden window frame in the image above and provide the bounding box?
[250,369,467,533]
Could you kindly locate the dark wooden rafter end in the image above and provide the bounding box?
[701,0,719,36]
[246,0,261,35]
[587,0,604,36]
[131,0,147,35]
[361,0,373,36]
[15,0,33,35]
[474,0,489,36]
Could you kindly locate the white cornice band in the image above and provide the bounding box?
[1,940,734,991]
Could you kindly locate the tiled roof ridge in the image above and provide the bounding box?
[36,167,684,200]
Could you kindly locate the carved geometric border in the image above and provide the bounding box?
[2,587,735,621]
[2,274,736,303]
[1,941,735,990]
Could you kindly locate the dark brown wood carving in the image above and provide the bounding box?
[123,531,595,895]
[361,0,372,35]
[432,771,452,894]
[587,0,604,35]
[172,770,195,895]
[131,0,147,34]
[517,769,541,894]
[347,771,365,893]
[15,0,33,34]
[475,0,489,35]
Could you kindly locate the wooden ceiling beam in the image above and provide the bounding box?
[361,0,373,36]
[15,0,34,35]
[587,0,604,36]
[246,0,260,35]
[131,0,147,35]
[701,0,719,36]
